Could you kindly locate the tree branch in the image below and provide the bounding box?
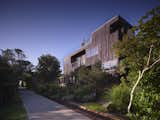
[128,70,142,113]
[148,57,160,69]
[127,45,160,114]
[147,45,153,66]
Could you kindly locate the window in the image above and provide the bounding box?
[86,46,98,58]
[102,59,118,70]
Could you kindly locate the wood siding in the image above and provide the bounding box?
[64,15,132,75]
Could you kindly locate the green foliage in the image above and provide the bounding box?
[107,80,130,113]
[22,73,33,89]
[0,93,27,120]
[45,83,60,96]
[35,82,46,94]
[74,65,90,85]
[83,102,107,112]
[113,6,160,119]
[36,54,61,82]
[1,49,15,64]
[34,54,61,98]
[130,90,160,120]
[0,56,17,104]
[35,81,61,98]
[14,48,26,60]
[0,48,33,104]
[74,85,95,102]
[53,86,74,100]
[114,6,160,72]
[130,64,160,120]
[68,62,115,102]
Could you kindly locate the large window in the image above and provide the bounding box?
[86,46,98,58]
[102,59,118,70]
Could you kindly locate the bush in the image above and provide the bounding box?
[0,93,27,120]
[130,90,160,120]
[129,65,160,120]
[107,80,130,114]
[47,83,59,94]
[54,86,74,101]
[34,81,61,98]
[73,62,116,102]
[74,85,96,102]
[35,83,46,94]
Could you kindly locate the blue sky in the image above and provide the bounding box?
[0,0,159,71]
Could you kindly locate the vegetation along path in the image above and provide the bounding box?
[20,90,91,120]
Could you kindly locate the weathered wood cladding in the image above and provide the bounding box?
[64,56,72,75]
[64,16,132,75]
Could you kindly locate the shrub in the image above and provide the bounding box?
[130,90,160,120]
[45,83,60,96]
[36,83,47,95]
[73,62,116,101]
[129,65,160,120]
[34,81,61,98]
[107,80,130,114]
[74,85,96,102]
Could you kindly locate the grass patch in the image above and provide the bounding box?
[82,102,107,112]
[0,93,27,120]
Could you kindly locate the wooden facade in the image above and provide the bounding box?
[64,16,132,75]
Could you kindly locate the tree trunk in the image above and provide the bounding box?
[128,71,142,113]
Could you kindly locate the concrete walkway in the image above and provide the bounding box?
[20,90,91,120]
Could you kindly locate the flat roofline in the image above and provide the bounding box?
[64,15,132,61]
[91,15,132,35]
[66,16,119,59]
[91,15,119,34]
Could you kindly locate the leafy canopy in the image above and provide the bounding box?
[36,54,61,82]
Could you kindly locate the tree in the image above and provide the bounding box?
[0,48,32,104]
[36,54,61,82]
[0,48,33,99]
[1,49,15,64]
[14,48,26,60]
[73,62,113,101]
[128,45,160,113]
[34,54,61,96]
[0,55,16,104]
[114,6,160,119]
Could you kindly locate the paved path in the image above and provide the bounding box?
[20,90,91,120]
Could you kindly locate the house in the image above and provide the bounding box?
[64,15,132,78]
